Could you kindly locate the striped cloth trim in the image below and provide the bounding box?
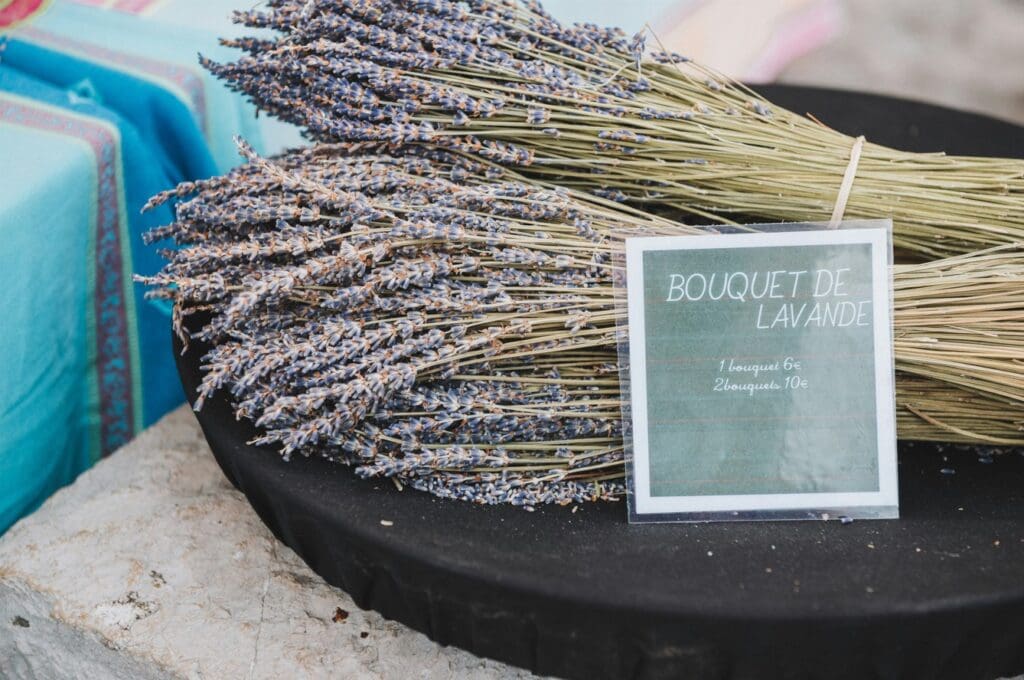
[0,93,143,457]
[65,0,165,14]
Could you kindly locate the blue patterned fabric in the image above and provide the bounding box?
[0,1,270,532]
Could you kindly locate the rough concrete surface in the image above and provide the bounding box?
[0,407,539,680]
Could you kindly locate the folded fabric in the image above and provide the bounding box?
[61,0,307,154]
[4,0,265,174]
[0,64,181,532]
[0,0,288,533]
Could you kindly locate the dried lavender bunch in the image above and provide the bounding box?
[142,141,1024,506]
[143,142,691,505]
[206,0,1024,261]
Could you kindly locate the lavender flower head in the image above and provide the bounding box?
[141,139,693,506]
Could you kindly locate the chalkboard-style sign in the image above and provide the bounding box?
[622,221,898,523]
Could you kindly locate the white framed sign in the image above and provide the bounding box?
[621,221,899,523]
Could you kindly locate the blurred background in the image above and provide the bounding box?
[0,0,1022,532]
[546,0,1024,125]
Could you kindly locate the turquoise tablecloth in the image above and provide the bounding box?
[0,0,833,532]
[0,0,273,532]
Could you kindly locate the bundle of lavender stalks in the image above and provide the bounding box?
[143,140,1024,506]
[207,0,1024,260]
[143,0,1024,506]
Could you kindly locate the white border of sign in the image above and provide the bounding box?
[624,226,898,519]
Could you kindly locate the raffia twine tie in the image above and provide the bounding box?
[828,135,866,229]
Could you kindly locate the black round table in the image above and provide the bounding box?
[174,85,1024,680]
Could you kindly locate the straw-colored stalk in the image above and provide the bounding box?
[212,0,1024,261]
[149,147,1024,491]
[421,241,1024,447]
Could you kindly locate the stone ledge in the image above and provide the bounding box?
[0,407,538,680]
